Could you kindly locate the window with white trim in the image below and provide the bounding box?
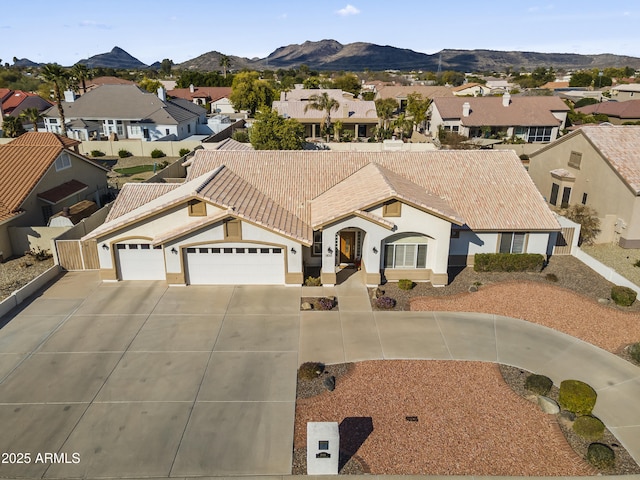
[312,231,322,256]
[499,232,526,254]
[384,244,428,269]
[55,153,71,171]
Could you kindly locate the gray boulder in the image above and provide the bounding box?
[537,395,560,414]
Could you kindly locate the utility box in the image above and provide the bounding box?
[306,422,339,475]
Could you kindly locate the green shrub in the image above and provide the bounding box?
[586,443,615,469]
[524,374,553,395]
[474,253,545,272]
[304,276,321,286]
[90,150,105,157]
[558,379,597,415]
[157,160,169,169]
[634,259,640,268]
[298,362,324,380]
[611,285,637,306]
[178,148,190,157]
[150,149,166,159]
[118,149,131,158]
[573,415,605,441]
[398,279,415,290]
[628,342,640,363]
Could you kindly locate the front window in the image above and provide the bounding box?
[384,243,428,269]
[312,231,322,256]
[527,126,552,143]
[55,153,71,171]
[499,232,526,254]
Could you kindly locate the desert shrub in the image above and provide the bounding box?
[573,415,605,441]
[545,273,558,282]
[398,279,415,290]
[634,259,640,268]
[375,296,396,309]
[232,130,250,143]
[611,285,637,306]
[178,148,191,157]
[586,443,615,469]
[150,149,166,159]
[558,379,597,415]
[26,247,52,262]
[524,373,553,395]
[90,150,105,157]
[118,149,131,158]
[298,362,324,380]
[314,297,335,311]
[157,160,169,169]
[628,342,640,363]
[304,276,321,286]
[562,204,601,246]
[474,253,545,272]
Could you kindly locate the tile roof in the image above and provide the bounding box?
[282,89,354,102]
[168,87,232,102]
[375,85,454,100]
[576,100,640,119]
[541,81,570,90]
[433,96,569,127]
[4,94,54,117]
[273,99,378,122]
[37,179,88,204]
[0,133,90,223]
[611,84,640,93]
[203,138,254,151]
[105,183,181,222]
[577,125,640,194]
[452,83,484,93]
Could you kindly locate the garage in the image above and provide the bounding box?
[115,243,166,280]
[185,244,285,285]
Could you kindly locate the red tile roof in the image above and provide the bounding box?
[37,179,88,204]
[576,100,640,119]
[168,87,232,102]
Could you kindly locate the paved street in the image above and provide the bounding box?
[0,270,639,479]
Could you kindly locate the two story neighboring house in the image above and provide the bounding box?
[429,94,569,143]
[0,132,109,259]
[167,86,234,114]
[43,85,206,141]
[272,89,378,139]
[528,125,640,247]
[82,149,559,287]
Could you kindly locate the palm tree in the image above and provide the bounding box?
[20,107,43,132]
[70,63,92,94]
[304,92,340,142]
[219,55,231,78]
[41,63,70,137]
[2,116,25,138]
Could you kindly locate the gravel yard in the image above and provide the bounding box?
[581,243,640,286]
[0,255,55,302]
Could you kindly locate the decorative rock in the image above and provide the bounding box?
[468,285,478,293]
[538,395,560,414]
[598,298,611,305]
[323,375,336,391]
[327,296,336,302]
[301,302,313,311]
[372,287,385,299]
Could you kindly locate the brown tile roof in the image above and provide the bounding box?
[273,99,378,123]
[541,81,570,90]
[433,96,569,127]
[37,179,88,204]
[577,100,640,119]
[452,83,483,93]
[105,183,181,222]
[167,87,232,102]
[375,85,454,100]
[9,132,80,148]
[86,76,135,88]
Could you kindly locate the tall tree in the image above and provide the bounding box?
[160,58,173,76]
[304,92,340,141]
[2,116,25,137]
[219,55,231,78]
[406,93,431,132]
[20,107,43,132]
[229,71,275,116]
[249,108,304,150]
[374,98,397,130]
[41,63,70,136]
[333,73,361,96]
[70,63,92,94]
[138,77,163,93]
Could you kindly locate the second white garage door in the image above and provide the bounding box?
[185,244,285,285]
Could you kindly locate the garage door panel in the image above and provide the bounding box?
[186,245,284,285]
[116,244,166,281]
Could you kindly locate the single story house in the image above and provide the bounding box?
[167,85,234,114]
[0,132,109,259]
[452,83,491,97]
[43,85,207,141]
[375,85,453,111]
[528,125,640,247]
[429,93,569,143]
[610,84,640,102]
[83,150,559,286]
[576,100,640,125]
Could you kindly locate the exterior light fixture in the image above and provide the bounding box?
[372,246,378,254]
[327,247,333,254]
[171,247,178,254]
[290,247,297,254]
[101,244,109,250]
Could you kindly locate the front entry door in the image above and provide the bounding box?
[339,231,356,263]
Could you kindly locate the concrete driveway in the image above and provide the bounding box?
[1,270,640,478]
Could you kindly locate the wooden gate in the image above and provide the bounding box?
[56,239,99,270]
[553,227,575,255]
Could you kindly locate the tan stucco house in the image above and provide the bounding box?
[83,150,559,286]
[528,125,640,247]
[0,132,109,259]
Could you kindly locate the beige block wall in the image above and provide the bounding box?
[78,140,202,157]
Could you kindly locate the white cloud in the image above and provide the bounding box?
[336,4,360,16]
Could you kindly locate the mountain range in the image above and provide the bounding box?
[19,41,640,72]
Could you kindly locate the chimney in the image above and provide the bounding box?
[157,87,167,102]
[189,84,195,93]
[64,90,76,102]
[502,92,511,107]
[462,102,471,117]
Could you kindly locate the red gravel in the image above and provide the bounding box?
[294,360,595,476]
[411,281,640,354]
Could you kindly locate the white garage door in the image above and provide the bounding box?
[115,243,166,280]
[185,245,285,285]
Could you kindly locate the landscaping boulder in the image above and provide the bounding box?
[301,302,313,311]
[323,375,336,391]
[538,395,560,414]
[371,287,384,299]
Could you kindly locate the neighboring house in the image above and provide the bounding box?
[273,89,378,139]
[529,125,640,247]
[610,84,640,102]
[82,76,135,93]
[576,100,640,125]
[429,93,569,143]
[42,85,206,141]
[167,85,234,114]
[0,132,109,258]
[1,90,53,118]
[375,85,453,111]
[83,150,559,287]
[452,83,491,97]
[485,78,512,94]
[540,81,570,91]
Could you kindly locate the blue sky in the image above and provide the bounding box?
[2,0,639,66]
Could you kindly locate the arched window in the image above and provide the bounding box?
[383,233,429,269]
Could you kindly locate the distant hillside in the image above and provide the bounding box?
[76,47,148,69]
[13,58,41,68]
[177,39,640,72]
